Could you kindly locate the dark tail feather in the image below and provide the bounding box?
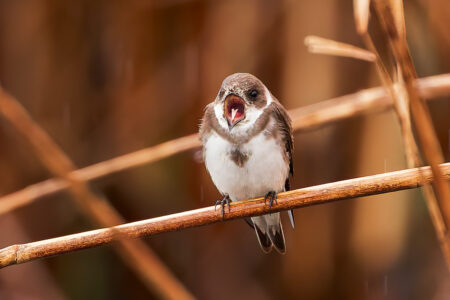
[254,224,272,253]
[244,218,255,229]
[267,223,286,254]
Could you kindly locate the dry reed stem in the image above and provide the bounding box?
[349,0,450,270]
[307,30,448,265]
[1,74,450,216]
[389,0,406,39]
[1,163,449,269]
[357,4,449,268]
[393,69,448,252]
[306,33,420,167]
[0,87,195,300]
[374,1,450,240]
[373,1,447,269]
[309,0,450,267]
[353,0,371,34]
[304,35,376,62]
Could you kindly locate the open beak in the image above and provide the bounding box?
[224,94,246,130]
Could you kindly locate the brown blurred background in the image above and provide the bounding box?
[0,0,450,299]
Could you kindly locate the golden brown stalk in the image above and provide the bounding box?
[1,163,449,269]
[389,0,406,39]
[356,0,445,232]
[373,0,450,268]
[304,35,376,62]
[393,68,447,253]
[353,0,371,34]
[1,74,450,216]
[366,23,448,271]
[351,0,448,270]
[0,87,195,300]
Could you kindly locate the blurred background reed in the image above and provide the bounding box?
[0,0,449,299]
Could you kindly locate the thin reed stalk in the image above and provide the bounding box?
[352,0,449,270]
[1,163,449,269]
[373,0,450,269]
[0,87,195,300]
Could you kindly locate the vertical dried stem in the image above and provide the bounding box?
[362,35,417,166]
[353,0,448,269]
[354,0,416,168]
[354,0,371,35]
[0,87,195,300]
[373,0,450,268]
[394,70,448,243]
[364,29,448,268]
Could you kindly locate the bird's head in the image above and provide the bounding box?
[214,73,272,133]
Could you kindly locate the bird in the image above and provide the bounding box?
[199,73,294,254]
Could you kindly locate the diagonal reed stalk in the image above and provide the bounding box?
[1,74,450,216]
[305,0,450,271]
[0,87,195,300]
[351,0,450,270]
[373,0,450,269]
[0,162,449,269]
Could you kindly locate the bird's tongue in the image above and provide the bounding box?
[231,108,239,122]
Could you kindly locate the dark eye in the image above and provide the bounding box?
[249,89,258,98]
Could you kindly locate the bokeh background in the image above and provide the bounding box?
[0,0,450,299]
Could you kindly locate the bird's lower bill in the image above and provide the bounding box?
[224,95,246,130]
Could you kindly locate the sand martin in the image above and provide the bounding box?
[199,73,294,253]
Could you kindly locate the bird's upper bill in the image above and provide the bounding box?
[224,94,246,130]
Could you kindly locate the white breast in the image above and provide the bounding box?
[204,128,289,202]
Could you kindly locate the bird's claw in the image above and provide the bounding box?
[264,191,277,210]
[215,195,231,220]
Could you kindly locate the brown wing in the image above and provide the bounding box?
[270,101,295,228]
[270,102,293,179]
[199,103,213,142]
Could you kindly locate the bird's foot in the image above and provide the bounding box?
[264,191,278,210]
[215,195,231,220]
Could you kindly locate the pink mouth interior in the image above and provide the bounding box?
[226,96,245,122]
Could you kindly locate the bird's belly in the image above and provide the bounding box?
[204,133,288,201]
